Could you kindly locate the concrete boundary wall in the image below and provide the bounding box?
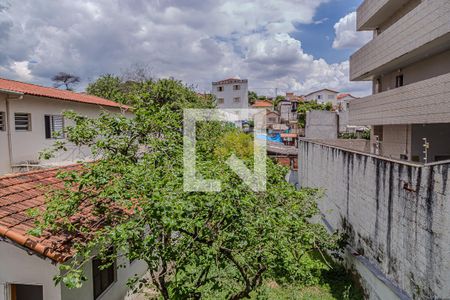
[298,140,450,299]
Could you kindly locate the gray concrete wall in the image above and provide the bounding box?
[305,111,338,139]
[298,140,450,299]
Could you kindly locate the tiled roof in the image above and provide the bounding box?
[0,165,116,263]
[0,77,127,109]
[252,100,273,108]
[337,93,357,100]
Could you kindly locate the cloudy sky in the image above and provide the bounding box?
[0,0,372,96]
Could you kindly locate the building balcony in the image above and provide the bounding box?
[349,72,450,126]
[350,0,450,81]
[357,0,410,31]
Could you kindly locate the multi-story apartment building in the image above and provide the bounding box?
[349,0,450,163]
[0,77,130,174]
[211,78,249,110]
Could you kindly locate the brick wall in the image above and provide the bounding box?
[298,140,450,299]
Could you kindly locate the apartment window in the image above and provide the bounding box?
[217,98,224,104]
[395,75,404,88]
[375,78,382,93]
[9,284,43,300]
[217,86,224,92]
[373,125,383,141]
[233,97,240,103]
[14,113,31,131]
[0,111,5,131]
[45,115,64,139]
[233,84,241,91]
[93,255,116,299]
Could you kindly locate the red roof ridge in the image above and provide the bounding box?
[0,77,129,109]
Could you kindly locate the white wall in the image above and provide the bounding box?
[0,241,61,300]
[61,256,147,300]
[0,93,130,174]
[0,241,147,300]
[304,90,338,106]
[212,81,249,110]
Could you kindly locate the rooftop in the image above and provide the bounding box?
[305,88,339,97]
[0,77,127,109]
[0,165,127,263]
[251,100,273,108]
[212,78,248,85]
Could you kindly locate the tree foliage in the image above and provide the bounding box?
[248,91,258,104]
[37,78,340,299]
[297,101,333,128]
[52,72,80,91]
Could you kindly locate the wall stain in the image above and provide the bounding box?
[386,162,395,275]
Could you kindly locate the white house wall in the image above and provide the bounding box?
[0,94,129,174]
[0,241,61,300]
[61,256,147,300]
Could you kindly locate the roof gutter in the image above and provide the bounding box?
[0,224,65,263]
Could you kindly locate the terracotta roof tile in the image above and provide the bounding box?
[0,77,128,109]
[252,100,273,108]
[0,165,85,262]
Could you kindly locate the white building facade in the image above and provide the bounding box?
[211,78,249,110]
[304,89,339,106]
[0,78,130,175]
[349,0,450,163]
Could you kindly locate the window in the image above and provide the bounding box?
[233,85,241,90]
[395,75,404,88]
[93,255,116,299]
[14,113,31,131]
[373,125,383,141]
[268,117,276,123]
[328,94,334,100]
[317,95,322,100]
[233,97,240,103]
[0,111,5,131]
[375,78,382,93]
[217,98,224,104]
[45,115,64,139]
[9,284,43,300]
[217,86,224,92]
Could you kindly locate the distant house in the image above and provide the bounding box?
[211,78,249,110]
[251,100,273,109]
[266,110,280,126]
[277,99,298,125]
[304,88,339,106]
[0,77,130,175]
[337,93,358,111]
[0,166,146,300]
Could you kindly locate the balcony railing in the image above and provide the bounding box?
[349,72,450,126]
[350,0,450,81]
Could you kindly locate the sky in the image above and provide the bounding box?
[0,0,373,97]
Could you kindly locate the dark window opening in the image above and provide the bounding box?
[10,284,43,300]
[373,125,383,141]
[44,115,64,139]
[395,75,404,88]
[0,111,5,131]
[93,253,116,299]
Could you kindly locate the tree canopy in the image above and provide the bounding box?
[52,72,80,91]
[37,78,340,299]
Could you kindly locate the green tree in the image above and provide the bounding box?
[248,91,258,105]
[86,74,129,104]
[52,72,80,91]
[37,79,340,299]
[297,100,333,128]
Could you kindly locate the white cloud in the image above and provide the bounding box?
[332,12,372,50]
[0,1,371,96]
